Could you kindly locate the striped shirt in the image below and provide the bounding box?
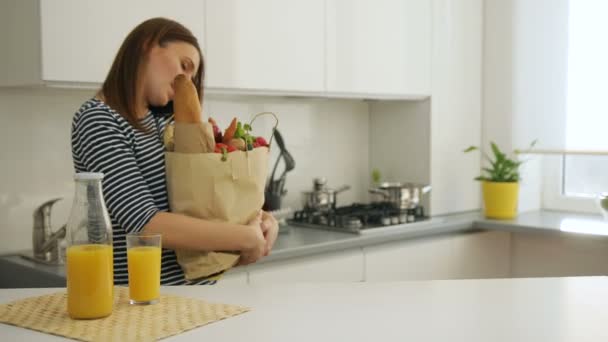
[71,98,216,285]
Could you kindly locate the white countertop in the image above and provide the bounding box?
[2,277,608,341]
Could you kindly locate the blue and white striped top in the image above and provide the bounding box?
[71,98,216,285]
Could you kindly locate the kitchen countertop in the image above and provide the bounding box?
[1,276,608,341]
[3,210,608,279]
[264,209,608,264]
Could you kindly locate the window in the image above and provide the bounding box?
[543,0,608,212]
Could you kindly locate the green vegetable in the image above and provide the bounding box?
[464,140,537,182]
[371,169,382,184]
[221,147,228,162]
[234,122,245,139]
[228,120,260,152]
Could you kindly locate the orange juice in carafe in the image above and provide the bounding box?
[65,173,114,319]
[67,244,113,318]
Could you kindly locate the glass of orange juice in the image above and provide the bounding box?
[126,233,161,305]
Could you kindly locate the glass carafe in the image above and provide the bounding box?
[65,172,114,319]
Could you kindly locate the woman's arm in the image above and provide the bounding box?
[143,211,265,254]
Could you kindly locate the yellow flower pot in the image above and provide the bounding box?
[482,181,519,219]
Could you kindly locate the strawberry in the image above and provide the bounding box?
[255,137,268,147]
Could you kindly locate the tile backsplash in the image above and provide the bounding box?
[0,88,370,253]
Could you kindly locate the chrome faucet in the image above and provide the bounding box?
[32,198,66,264]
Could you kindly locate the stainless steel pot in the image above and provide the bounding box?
[302,178,350,211]
[369,182,431,210]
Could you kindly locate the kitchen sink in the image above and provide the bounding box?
[0,252,65,288]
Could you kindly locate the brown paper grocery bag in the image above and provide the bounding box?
[165,146,269,281]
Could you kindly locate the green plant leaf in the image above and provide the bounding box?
[466,139,536,182]
[371,169,382,184]
[490,142,505,162]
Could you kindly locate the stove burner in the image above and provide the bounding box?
[290,202,427,233]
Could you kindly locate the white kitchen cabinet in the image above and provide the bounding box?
[326,0,431,96]
[364,234,458,281]
[0,0,204,86]
[364,231,510,281]
[510,233,608,278]
[451,230,511,279]
[205,0,325,93]
[248,248,364,283]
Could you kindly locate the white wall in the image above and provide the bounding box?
[369,100,431,208]
[483,0,569,212]
[0,88,370,254]
[430,0,483,215]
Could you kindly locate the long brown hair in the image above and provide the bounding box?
[101,17,204,130]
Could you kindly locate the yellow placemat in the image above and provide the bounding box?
[0,287,250,341]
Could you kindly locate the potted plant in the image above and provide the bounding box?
[464,140,537,219]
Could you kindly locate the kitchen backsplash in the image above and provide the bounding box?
[0,88,370,253]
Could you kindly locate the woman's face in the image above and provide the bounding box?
[142,41,200,107]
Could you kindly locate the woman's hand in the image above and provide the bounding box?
[239,212,266,266]
[261,211,279,256]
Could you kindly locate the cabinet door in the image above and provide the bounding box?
[248,249,364,283]
[40,0,205,83]
[205,0,325,92]
[511,233,608,277]
[364,235,457,281]
[451,231,511,279]
[326,0,431,95]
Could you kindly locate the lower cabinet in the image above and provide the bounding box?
[510,232,608,277]
[364,233,457,281]
[451,230,511,279]
[216,230,608,283]
[225,230,511,284]
[364,231,511,281]
[247,249,364,283]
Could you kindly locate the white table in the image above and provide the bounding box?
[2,277,608,341]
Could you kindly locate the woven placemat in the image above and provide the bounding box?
[0,287,250,341]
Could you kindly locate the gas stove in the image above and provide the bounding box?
[288,202,433,234]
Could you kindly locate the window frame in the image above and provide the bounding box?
[542,152,606,214]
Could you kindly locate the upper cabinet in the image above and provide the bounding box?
[1,0,431,98]
[0,0,204,86]
[326,0,431,96]
[204,0,325,93]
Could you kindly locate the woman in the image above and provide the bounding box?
[71,18,278,285]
